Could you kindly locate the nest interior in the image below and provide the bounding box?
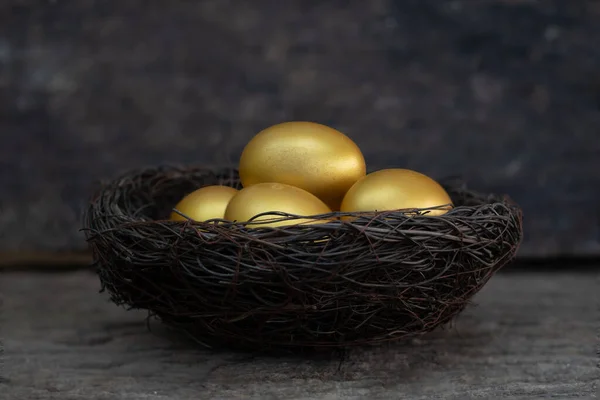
[83,165,523,352]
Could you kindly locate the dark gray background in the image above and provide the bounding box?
[1,0,599,257]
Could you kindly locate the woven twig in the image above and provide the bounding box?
[82,165,523,352]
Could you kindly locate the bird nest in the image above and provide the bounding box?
[82,165,523,353]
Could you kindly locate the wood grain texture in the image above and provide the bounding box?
[1,0,599,256]
[1,270,598,399]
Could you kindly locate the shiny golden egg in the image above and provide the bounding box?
[170,185,239,222]
[224,182,333,228]
[340,169,453,216]
[238,121,366,210]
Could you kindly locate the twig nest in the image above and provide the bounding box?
[82,165,523,352]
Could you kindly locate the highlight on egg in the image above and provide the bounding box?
[340,168,453,216]
[170,185,239,222]
[238,121,366,210]
[224,182,333,228]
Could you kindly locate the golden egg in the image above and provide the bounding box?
[170,185,239,222]
[238,121,366,210]
[340,169,453,216]
[224,182,333,228]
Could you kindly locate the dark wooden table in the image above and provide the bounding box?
[2,268,598,399]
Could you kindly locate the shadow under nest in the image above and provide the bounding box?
[82,165,523,353]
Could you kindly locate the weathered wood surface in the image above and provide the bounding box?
[1,0,600,257]
[1,270,598,399]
